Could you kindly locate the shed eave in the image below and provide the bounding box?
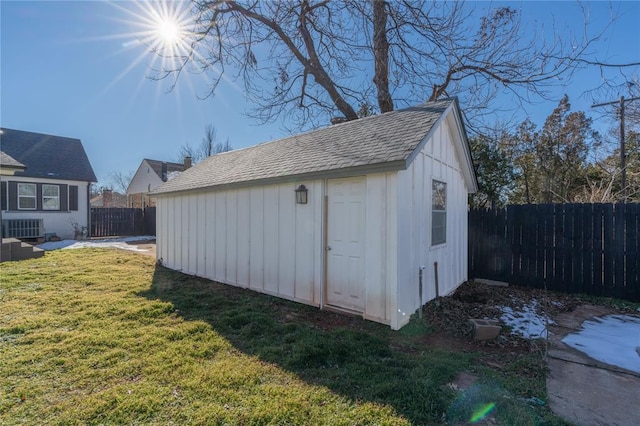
[152,159,407,197]
[404,100,457,167]
[449,100,479,192]
[404,98,478,193]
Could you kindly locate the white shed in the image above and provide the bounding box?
[153,98,477,330]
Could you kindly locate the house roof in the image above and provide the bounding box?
[0,128,97,182]
[90,191,128,208]
[154,98,475,195]
[0,151,26,169]
[145,158,187,181]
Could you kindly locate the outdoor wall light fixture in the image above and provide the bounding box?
[295,184,308,204]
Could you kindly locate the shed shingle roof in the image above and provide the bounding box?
[154,99,456,195]
[0,128,97,182]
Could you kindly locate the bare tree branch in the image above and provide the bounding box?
[146,0,623,131]
[179,124,232,164]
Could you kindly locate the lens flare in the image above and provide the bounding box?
[470,402,496,423]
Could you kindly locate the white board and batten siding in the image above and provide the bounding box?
[363,173,399,327]
[157,174,400,326]
[394,112,471,329]
[157,181,325,306]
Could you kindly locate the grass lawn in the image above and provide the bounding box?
[1,248,565,425]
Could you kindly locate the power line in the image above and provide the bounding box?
[591,96,640,203]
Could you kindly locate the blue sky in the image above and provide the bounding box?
[1,1,639,187]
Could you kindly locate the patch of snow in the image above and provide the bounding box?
[499,300,555,339]
[36,240,77,250]
[562,314,640,374]
[166,171,181,181]
[37,236,155,253]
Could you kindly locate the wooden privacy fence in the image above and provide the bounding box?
[468,203,639,302]
[90,207,156,237]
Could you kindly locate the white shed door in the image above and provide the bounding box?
[326,177,366,312]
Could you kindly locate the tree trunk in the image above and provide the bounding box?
[372,0,393,113]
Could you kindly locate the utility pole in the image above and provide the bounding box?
[592,95,640,203]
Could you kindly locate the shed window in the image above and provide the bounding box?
[18,183,37,210]
[431,180,446,246]
[43,184,60,210]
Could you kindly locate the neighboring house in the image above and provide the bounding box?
[153,98,478,330]
[126,158,191,208]
[0,128,97,240]
[90,189,128,208]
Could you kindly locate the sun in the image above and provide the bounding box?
[113,0,193,55]
[156,17,182,47]
[146,2,189,52]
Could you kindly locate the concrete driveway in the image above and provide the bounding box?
[546,305,640,426]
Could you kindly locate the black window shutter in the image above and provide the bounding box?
[36,184,43,210]
[69,185,79,211]
[1,182,6,210]
[8,182,17,210]
[59,184,68,211]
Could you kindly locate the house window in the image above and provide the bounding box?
[431,180,446,246]
[43,184,60,210]
[18,183,37,210]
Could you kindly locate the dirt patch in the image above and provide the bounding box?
[283,304,374,331]
[423,282,573,348]
[124,239,156,257]
[549,304,614,332]
[419,280,638,357]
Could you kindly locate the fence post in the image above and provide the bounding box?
[581,204,594,296]
[614,203,626,299]
[625,204,639,301]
